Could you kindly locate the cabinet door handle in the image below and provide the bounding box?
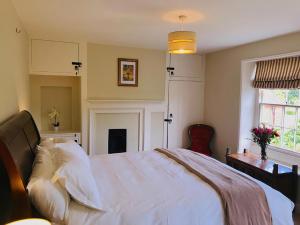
[164,119,172,124]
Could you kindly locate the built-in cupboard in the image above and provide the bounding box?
[165,54,205,149]
[29,39,82,143]
[30,39,80,76]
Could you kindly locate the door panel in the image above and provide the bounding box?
[150,112,165,149]
[31,39,79,76]
[166,54,205,79]
[167,80,204,149]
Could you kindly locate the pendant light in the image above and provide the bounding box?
[168,15,197,54]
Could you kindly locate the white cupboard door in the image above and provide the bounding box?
[167,80,204,149]
[30,39,79,76]
[167,54,205,78]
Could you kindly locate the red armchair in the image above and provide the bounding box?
[188,124,214,156]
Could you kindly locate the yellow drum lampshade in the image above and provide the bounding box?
[168,31,197,54]
[6,219,51,225]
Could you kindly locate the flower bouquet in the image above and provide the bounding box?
[251,125,280,160]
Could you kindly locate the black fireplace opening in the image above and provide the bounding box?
[108,129,127,154]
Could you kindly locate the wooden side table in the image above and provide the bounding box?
[226,149,298,204]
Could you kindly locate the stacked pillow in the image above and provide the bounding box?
[52,141,104,210]
[27,145,69,223]
[27,139,104,223]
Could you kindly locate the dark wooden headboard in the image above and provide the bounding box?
[0,110,40,223]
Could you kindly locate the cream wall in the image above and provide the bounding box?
[87,43,166,100]
[0,0,29,122]
[204,31,300,160]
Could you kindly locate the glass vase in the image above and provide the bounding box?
[260,144,267,160]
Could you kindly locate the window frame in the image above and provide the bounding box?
[258,90,300,156]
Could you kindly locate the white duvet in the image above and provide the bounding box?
[66,150,294,225]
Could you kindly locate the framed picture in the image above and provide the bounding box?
[118,58,138,87]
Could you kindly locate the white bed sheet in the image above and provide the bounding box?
[66,150,294,225]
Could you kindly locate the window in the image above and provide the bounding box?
[259,89,300,152]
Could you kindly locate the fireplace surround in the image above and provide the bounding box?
[89,100,166,155]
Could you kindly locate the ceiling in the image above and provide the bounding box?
[12,0,300,53]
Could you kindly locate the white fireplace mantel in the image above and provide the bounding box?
[88,99,166,155]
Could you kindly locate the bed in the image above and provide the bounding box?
[0,111,295,225]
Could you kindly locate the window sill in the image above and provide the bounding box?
[268,145,300,166]
[269,145,300,158]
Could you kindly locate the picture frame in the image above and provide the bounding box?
[118,58,138,87]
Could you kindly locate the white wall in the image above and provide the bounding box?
[0,0,29,122]
[238,62,258,151]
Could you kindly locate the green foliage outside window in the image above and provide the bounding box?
[287,90,299,105]
[262,89,300,152]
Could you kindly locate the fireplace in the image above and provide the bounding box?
[89,107,165,155]
[108,129,127,154]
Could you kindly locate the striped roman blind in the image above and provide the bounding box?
[253,56,300,89]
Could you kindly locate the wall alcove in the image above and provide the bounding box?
[30,75,81,132]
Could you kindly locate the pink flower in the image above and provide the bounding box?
[252,128,258,135]
[266,128,273,135]
[251,125,279,146]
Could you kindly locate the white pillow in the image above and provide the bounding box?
[28,179,70,223]
[27,148,70,223]
[39,138,55,149]
[29,147,54,181]
[52,141,104,211]
[52,141,90,167]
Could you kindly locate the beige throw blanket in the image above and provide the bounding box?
[155,148,272,225]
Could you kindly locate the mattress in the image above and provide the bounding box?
[66,150,294,225]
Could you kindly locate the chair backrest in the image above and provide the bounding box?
[188,124,214,156]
